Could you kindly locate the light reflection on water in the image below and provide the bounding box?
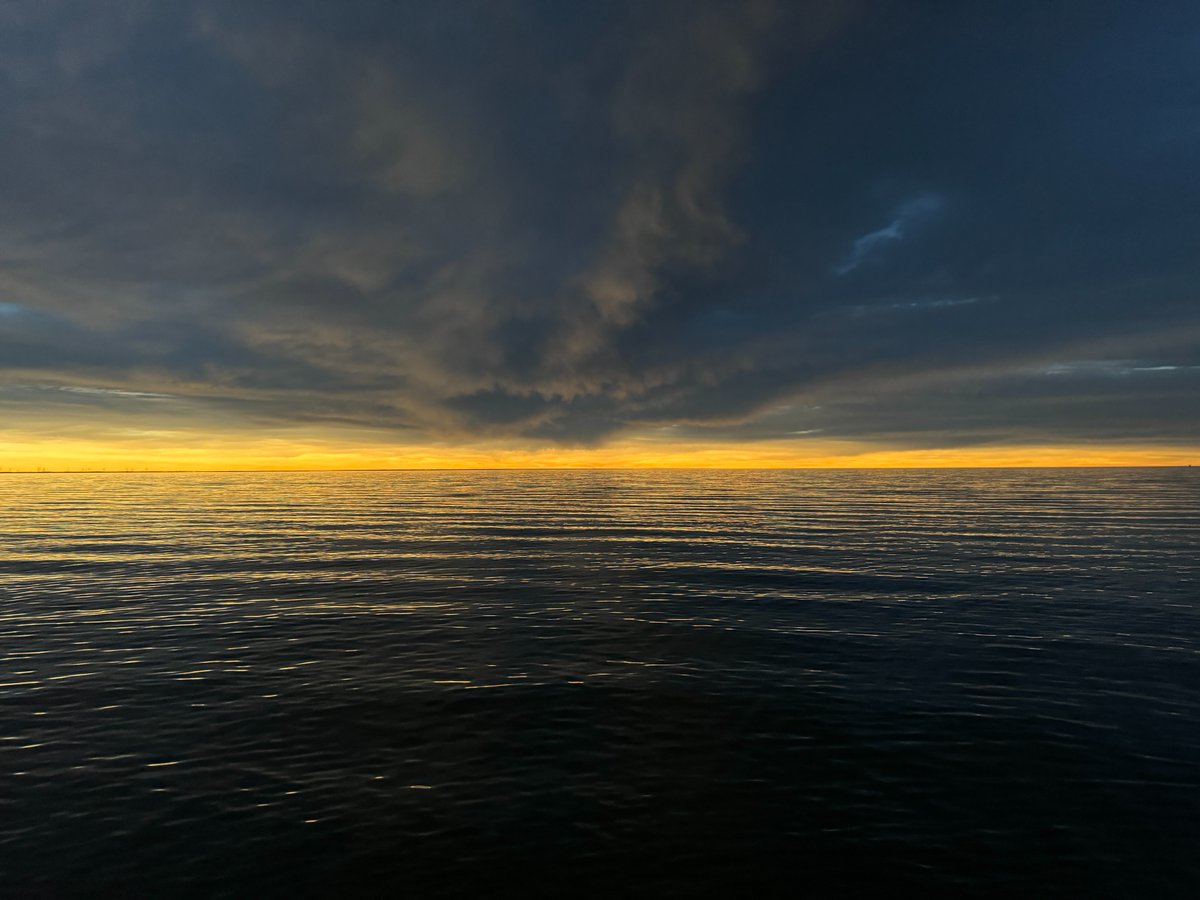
[1,469,1198,896]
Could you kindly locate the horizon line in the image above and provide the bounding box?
[1,464,1194,474]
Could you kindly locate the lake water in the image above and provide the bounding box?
[1,469,1198,897]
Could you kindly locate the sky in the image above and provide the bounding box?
[1,0,1198,469]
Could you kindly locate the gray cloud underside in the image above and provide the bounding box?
[2,0,1198,448]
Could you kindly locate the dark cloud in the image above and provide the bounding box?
[1,0,1198,451]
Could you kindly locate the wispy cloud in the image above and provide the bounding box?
[834,194,944,276]
[1041,360,1200,377]
[55,386,173,400]
[845,296,991,317]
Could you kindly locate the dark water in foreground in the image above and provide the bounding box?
[1,469,1198,897]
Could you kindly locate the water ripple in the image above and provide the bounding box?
[1,469,1198,896]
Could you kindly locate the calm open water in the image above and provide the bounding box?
[1,469,1198,897]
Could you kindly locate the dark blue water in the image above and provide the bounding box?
[1,469,1198,897]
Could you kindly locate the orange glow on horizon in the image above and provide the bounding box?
[0,433,1195,471]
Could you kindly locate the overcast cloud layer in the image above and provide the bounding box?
[2,0,1198,451]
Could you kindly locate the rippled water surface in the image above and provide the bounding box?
[2,469,1198,897]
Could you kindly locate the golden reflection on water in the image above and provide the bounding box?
[2,467,1195,701]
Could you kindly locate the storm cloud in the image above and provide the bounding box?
[2,0,1198,453]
